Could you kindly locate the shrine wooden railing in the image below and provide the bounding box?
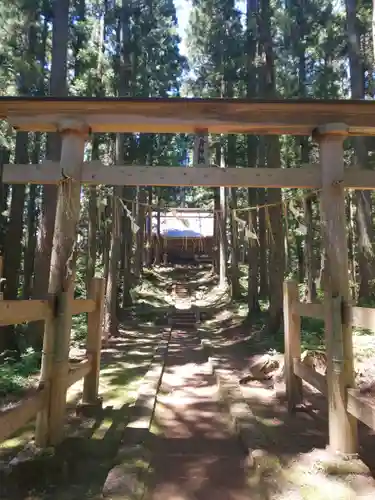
[0,274,105,447]
[284,280,375,433]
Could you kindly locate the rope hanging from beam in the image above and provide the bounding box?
[193,130,209,166]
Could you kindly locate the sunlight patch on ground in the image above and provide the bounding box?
[243,448,374,500]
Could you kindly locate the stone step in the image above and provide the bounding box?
[170,315,196,320]
[170,314,196,319]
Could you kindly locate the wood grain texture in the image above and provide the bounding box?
[1,97,375,135]
[5,162,375,189]
[319,128,358,454]
[293,359,327,396]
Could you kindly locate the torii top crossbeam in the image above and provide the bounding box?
[1,97,375,136]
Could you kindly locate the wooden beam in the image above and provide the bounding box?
[2,97,375,135]
[318,124,358,454]
[293,359,327,395]
[292,301,325,320]
[66,357,92,388]
[5,162,375,189]
[71,298,96,315]
[347,388,375,431]
[3,162,321,188]
[344,169,375,190]
[83,278,105,405]
[0,300,51,326]
[3,161,62,184]
[0,388,46,443]
[351,306,375,331]
[283,281,303,412]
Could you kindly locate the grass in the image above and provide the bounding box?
[0,326,162,499]
[0,264,171,399]
[0,265,172,498]
[0,348,40,396]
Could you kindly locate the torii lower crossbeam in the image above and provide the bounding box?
[3,162,375,189]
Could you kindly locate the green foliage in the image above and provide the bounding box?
[0,348,40,395]
[71,314,88,345]
[300,317,325,350]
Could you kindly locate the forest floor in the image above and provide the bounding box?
[196,273,375,499]
[0,268,174,499]
[1,266,375,499]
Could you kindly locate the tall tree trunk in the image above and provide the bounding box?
[134,187,146,280]
[104,0,132,333]
[145,188,153,267]
[246,0,259,316]
[24,134,42,300]
[87,137,99,289]
[23,185,38,300]
[103,201,111,284]
[4,138,28,287]
[121,191,133,308]
[155,194,161,265]
[346,0,373,300]
[228,131,241,298]
[1,133,29,354]
[0,148,10,255]
[296,235,304,284]
[216,143,227,288]
[266,140,285,333]
[229,187,241,298]
[257,158,268,299]
[247,187,259,315]
[347,192,357,299]
[260,0,284,333]
[104,186,121,339]
[213,189,220,274]
[30,0,69,347]
[304,194,316,301]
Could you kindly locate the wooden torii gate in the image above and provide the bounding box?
[2,97,375,453]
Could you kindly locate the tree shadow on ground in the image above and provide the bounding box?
[0,326,163,500]
[147,327,375,500]
[204,320,375,481]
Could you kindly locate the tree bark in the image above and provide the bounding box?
[145,188,153,267]
[247,187,259,315]
[134,187,146,280]
[260,0,285,333]
[104,188,121,339]
[258,187,268,299]
[0,148,10,255]
[24,134,41,300]
[346,0,374,299]
[304,194,316,301]
[23,184,38,300]
[30,0,69,347]
[87,137,100,289]
[216,143,227,288]
[266,139,285,333]
[1,133,29,354]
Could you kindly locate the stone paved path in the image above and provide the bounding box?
[145,328,250,500]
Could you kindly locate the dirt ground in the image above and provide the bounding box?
[0,323,163,500]
[202,316,375,498]
[2,267,375,499]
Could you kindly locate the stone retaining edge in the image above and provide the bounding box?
[199,338,258,453]
[199,337,374,481]
[102,327,172,499]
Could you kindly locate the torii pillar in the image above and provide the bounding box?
[315,123,358,455]
[36,120,89,446]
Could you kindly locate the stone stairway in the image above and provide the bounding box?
[169,308,197,330]
[169,281,197,330]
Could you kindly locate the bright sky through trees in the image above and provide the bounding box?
[175,0,246,55]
